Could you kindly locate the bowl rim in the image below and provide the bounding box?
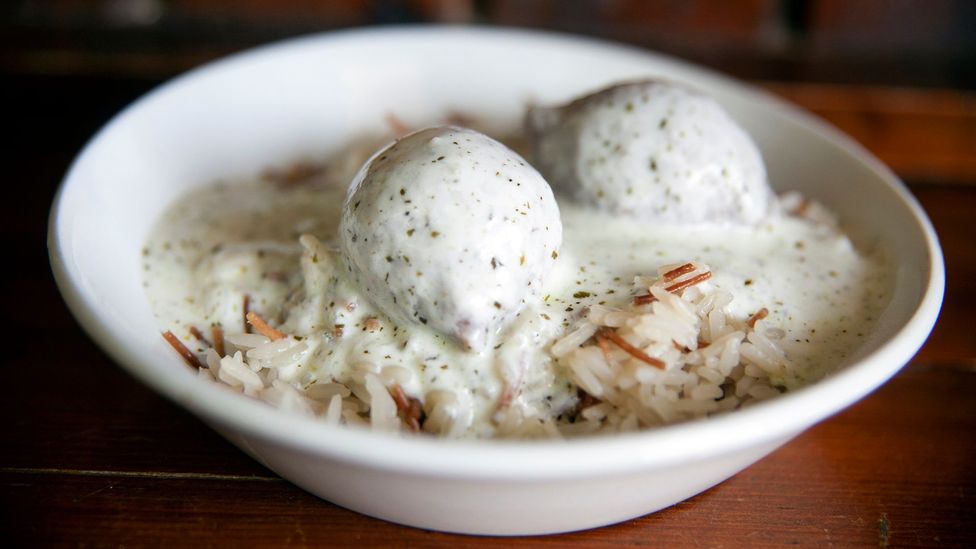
[49,24,945,480]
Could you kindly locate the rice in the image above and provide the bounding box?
[147,102,898,441]
[164,257,792,438]
[552,261,790,431]
[365,373,398,432]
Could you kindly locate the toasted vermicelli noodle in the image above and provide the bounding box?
[164,256,792,438]
[552,262,791,433]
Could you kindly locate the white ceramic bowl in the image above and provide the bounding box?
[49,26,944,535]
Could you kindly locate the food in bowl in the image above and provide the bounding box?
[526,80,772,224]
[340,126,562,353]
[145,80,891,439]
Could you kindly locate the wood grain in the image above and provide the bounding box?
[5,71,974,547]
[764,83,976,184]
[5,364,973,547]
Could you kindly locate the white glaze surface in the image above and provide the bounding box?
[528,81,772,224]
[340,127,562,352]
[142,135,890,438]
[50,28,942,535]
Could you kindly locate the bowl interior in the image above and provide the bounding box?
[50,27,942,476]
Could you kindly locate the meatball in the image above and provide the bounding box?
[339,126,562,352]
[526,80,773,225]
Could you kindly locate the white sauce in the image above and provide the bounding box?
[527,80,772,224]
[340,127,561,352]
[143,133,891,438]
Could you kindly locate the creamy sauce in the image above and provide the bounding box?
[527,81,772,224]
[143,138,891,437]
[340,127,562,353]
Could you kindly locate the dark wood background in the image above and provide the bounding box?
[4,1,974,546]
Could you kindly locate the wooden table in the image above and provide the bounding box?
[5,71,974,547]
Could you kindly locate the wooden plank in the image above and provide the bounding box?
[764,83,976,184]
[6,63,974,182]
[908,185,976,364]
[4,364,973,547]
[0,327,271,477]
[9,70,973,545]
